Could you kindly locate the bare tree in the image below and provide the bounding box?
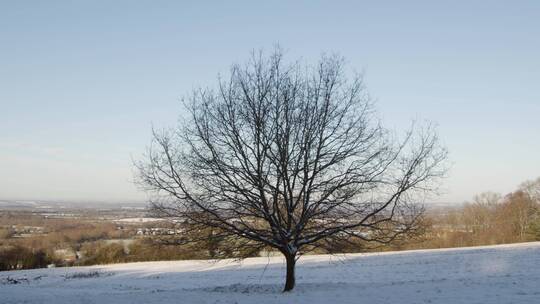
[520,177,540,203]
[462,192,501,235]
[136,49,447,292]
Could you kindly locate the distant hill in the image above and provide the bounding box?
[0,199,148,211]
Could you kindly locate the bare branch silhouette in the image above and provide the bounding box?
[135,49,448,292]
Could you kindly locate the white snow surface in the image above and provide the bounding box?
[2,242,540,304]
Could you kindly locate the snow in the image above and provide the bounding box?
[115,217,165,223]
[2,242,540,304]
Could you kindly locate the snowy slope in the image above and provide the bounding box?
[2,242,540,304]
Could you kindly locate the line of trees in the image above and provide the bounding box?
[418,178,540,249]
[0,245,51,271]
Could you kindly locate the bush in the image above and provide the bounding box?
[0,245,53,271]
[78,242,127,265]
[0,228,14,239]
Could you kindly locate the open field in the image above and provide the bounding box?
[2,242,540,304]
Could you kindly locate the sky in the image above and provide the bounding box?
[0,1,539,203]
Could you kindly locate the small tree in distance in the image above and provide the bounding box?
[136,49,447,292]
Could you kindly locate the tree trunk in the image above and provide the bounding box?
[283,253,296,292]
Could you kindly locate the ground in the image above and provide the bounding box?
[2,242,540,304]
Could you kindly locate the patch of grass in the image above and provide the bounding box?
[1,276,29,285]
[63,271,113,280]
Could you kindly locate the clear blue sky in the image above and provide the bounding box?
[1,1,539,203]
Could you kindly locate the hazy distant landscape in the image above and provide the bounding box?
[2,175,539,273]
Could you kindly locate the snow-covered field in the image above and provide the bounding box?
[2,242,540,304]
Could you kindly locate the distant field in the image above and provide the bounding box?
[2,242,540,304]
